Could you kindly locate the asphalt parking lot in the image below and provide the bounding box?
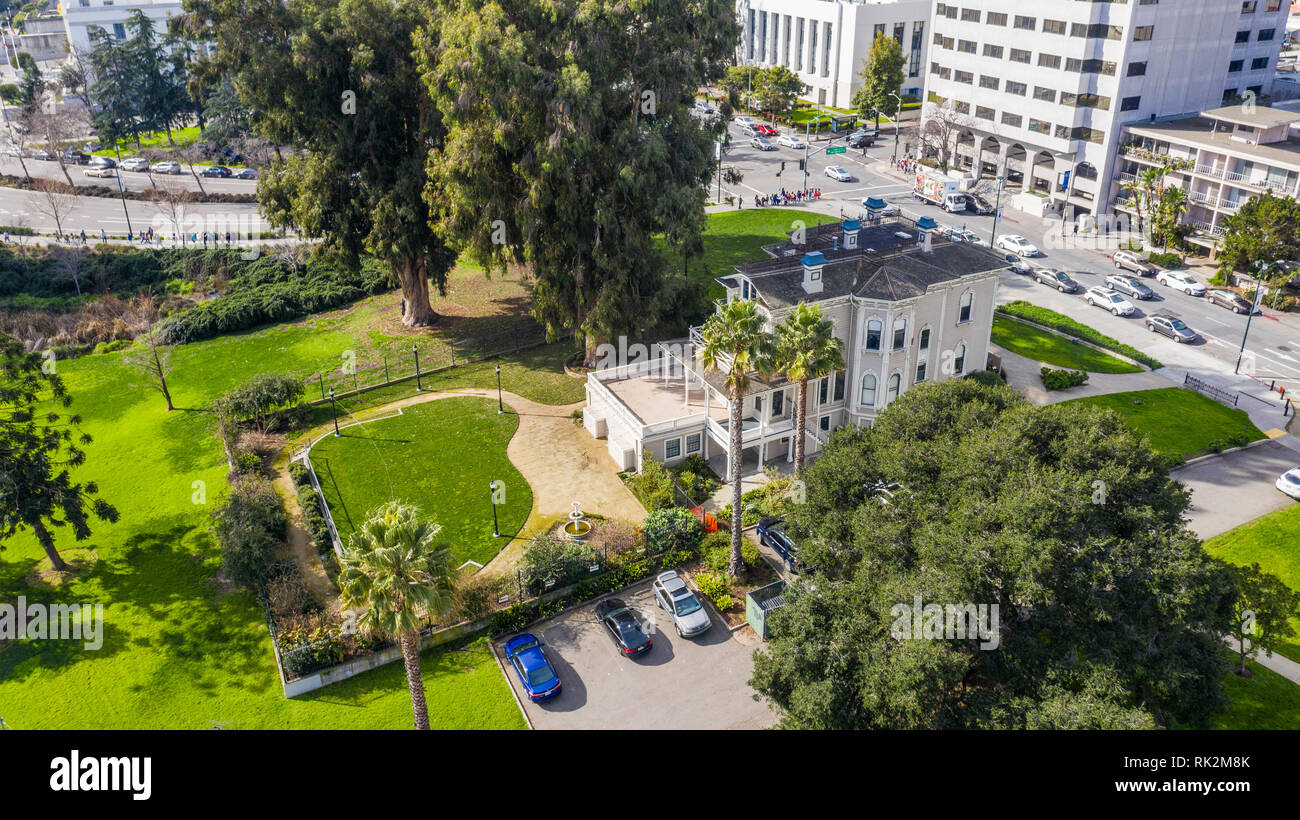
[496,581,776,730]
[1173,438,1299,539]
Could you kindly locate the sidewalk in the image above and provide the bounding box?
[993,345,1169,406]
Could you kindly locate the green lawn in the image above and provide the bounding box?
[310,398,531,566]
[1064,388,1266,459]
[1204,503,1300,664]
[685,208,839,301]
[1215,657,1300,730]
[0,265,576,728]
[991,317,1142,374]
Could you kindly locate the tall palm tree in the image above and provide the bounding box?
[337,501,458,730]
[1155,186,1189,251]
[699,299,774,578]
[774,303,844,476]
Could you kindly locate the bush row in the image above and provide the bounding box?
[288,462,332,554]
[998,301,1162,370]
[1040,366,1089,391]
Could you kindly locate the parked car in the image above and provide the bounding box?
[776,134,806,149]
[62,150,91,165]
[151,160,182,174]
[732,115,757,127]
[757,517,805,572]
[119,157,151,173]
[1085,286,1136,316]
[1145,311,1199,343]
[31,149,54,161]
[1033,267,1081,293]
[88,155,116,169]
[234,167,258,180]
[965,193,995,215]
[861,198,900,216]
[847,131,875,148]
[503,633,562,702]
[749,137,776,151]
[651,570,712,638]
[1105,274,1154,300]
[84,167,116,178]
[594,598,652,657]
[740,124,758,137]
[82,140,102,152]
[1207,289,1260,314]
[1004,253,1032,275]
[1112,250,1157,277]
[1276,467,1300,500]
[824,165,853,182]
[753,124,777,137]
[1157,270,1206,296]
[200,165,233,178]
[942,226,984,245]
[995,234,1040,257]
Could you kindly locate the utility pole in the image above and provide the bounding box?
[1235,261,1275,374]
[990,175,1006,242]
[889,92,902,164]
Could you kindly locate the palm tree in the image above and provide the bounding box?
[773,303,844,476]
[1155,186,1189,251]
[699,299,774,578]
[337,501,458,730]
[1120,176,1146,240]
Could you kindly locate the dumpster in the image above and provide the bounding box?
[746,579,788,640]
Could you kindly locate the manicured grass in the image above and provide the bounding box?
[991,316,1143,374]
[310,397,531,566]
[1064,388,1266,459]
[1215,658,1300,730]
[685,208,839,301]
[998,301,1162,370]
[0,263,575,728]
[1204,503,1300,664]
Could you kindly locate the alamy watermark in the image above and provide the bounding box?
[890,595,1000,650]
[0,596,104,650]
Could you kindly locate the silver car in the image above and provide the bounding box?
[652,570,712,637]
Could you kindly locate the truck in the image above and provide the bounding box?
[913,171,967,213]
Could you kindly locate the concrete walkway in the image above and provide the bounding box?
[993,344,1169,406]
[1223,636,1300,686]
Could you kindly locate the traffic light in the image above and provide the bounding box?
[798,159,805,171]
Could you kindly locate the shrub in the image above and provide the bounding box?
[288,461,311,487]
[999,301,1161,369]
[1243,288,1297,312]
[643,507,704,555]
[1040,367,1089,391]
[966,369,1006,388]
[93,339,130,354]
[219,372,305,431]
[233,449,263,475]
[712,594,736,612]
[490,602,538,636]
[212,475,287,592]
[661,548,696,568]
[703,534,761,573]
[718,469,798,527]
[693,572,735,611]
[521,534,602,595]
[626,452,675,510]
[1145,252,1183,269]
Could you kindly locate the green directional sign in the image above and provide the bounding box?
[826,146,846,155]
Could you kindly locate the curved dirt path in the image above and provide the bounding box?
[282,387,645,593]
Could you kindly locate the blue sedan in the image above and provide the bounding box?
[504,633,562,702]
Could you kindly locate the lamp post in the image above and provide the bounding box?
[889,92,902,164]
[802,114,827,193]
[329,388,340,437]
[495,363,503,414]
[490,481,501,537]
[412,344,421,390]
[990,174,1006,243]
[1236,261,1277,374]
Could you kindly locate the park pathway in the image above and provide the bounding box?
[993,345,1168,406]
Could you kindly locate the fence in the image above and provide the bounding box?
[670,474,718,533]
[299,323,547,403]
[289,442,344,557]
[1184,373,1239,407]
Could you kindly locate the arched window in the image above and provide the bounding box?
[892,317,907,350]
[887,373,901,401]
[865,319,882,351]
[860,373,877,406]
[958,291,973,323]
[953,341,967,374]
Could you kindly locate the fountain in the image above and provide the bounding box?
[562,500,592,541]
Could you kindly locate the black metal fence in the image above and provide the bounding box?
[1184,373,1239,407]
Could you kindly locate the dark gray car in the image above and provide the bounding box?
[1033,268,1080,293]
[1105,273,1154,300]
[1145,312,1199,343]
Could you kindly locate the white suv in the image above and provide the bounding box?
[1085,286,1136,316]
[1156,270,1206,296]
[996,234,1040,257]
[776,134,806,149]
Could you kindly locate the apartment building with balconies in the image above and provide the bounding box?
[922,0,1287,221]
[738,0,931,108]
[1115,104,1300,251]
[583,209,1004,476]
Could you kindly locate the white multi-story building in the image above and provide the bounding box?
[583,209,1003,475]
[738,0,931,109]
[923,0,1289,220]
[59,0,184,54]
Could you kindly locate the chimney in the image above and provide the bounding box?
[800,251,826,295]
[841,218,861,250]
[863,197,887,222]
[916,216,937,253]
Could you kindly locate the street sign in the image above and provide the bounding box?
[826,146,846,155]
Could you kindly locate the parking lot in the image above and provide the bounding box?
[496,581,776,730]
[1173,438,1299,539]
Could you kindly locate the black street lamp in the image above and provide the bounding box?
[495,363,503,414]
[329,388,340,437]
[412,344,421,391]
[490,481,501,537]
[1236,261,1277,374]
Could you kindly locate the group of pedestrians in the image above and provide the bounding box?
[0,227,250,248]
[895,157,919,175]
[754,188,821,207]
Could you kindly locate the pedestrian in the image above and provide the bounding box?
[80,229,86,244]
[100,228,107,243]
[128,229,133,243]
[3,231,8,244]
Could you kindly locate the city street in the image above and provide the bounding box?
[0,153,257,195]
[0,180,264,237]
